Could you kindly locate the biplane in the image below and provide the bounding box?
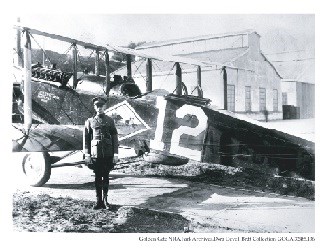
[12,24,315,187]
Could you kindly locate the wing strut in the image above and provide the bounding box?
[72,44,78,89]
[175,62,182,95]
[105,50,111,95]
[127,54,132,78]
[23,30,32,134]
[146,58,152,92]
[16,18,23,67]
[95,49,100,76]
[197,66,203,97]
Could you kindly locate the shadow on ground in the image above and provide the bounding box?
[44,182,126,191]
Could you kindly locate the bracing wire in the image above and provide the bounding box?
[29,33,53,66]
[13,48,24,61]
[152,59,162,71]
[158,62,176,91]
[55,43,74,66]
[133,60,147,83]
[12,33,76,131]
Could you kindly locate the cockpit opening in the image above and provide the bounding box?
[121,82,142,97]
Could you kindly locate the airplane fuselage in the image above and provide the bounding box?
[12,77,315,181]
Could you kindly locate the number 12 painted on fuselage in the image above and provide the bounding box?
[150,97,208,161]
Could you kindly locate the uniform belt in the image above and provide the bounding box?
[93,135,108,140]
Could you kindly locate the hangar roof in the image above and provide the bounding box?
[177,47,249,65]
[265,51,314,83]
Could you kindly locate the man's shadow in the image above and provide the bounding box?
[43,174,162,190]
[44,182,127,190]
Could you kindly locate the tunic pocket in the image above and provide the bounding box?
[91,140,99,158]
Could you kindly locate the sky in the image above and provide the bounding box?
[15,14,314,56]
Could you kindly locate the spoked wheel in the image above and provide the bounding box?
[22,152,51,187]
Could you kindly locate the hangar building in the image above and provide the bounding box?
[114,30,314,121]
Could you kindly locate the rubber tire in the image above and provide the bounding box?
[22,152,51,187]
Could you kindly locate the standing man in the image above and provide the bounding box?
[84,96,119,209]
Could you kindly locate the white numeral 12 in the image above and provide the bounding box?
[150,97,208,161]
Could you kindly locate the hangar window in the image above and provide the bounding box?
[227,85,235,111]
[259,87,266,111]
[245,86,251,111]
[273,89,278,111]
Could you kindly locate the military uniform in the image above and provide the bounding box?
[83,97,118,209]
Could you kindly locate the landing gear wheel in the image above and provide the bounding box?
[22,152,51,187]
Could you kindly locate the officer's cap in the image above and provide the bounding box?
[92,96,107,106]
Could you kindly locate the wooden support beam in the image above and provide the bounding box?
[72,44,78,89]
[23,30,32,133]
[175,62,182,96]
[126,54,132,78]
[95,49,100,76]
[146,58,152,92]
[105,50,111,95]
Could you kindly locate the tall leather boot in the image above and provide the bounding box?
[103,185,110,209]
[93,185,104,210]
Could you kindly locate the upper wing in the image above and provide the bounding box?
[106,44,216,67]
[14,25,106,52]
[14,25,218,68]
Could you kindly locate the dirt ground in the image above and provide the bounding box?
[13,191,189,233]
[11,154,315,233]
